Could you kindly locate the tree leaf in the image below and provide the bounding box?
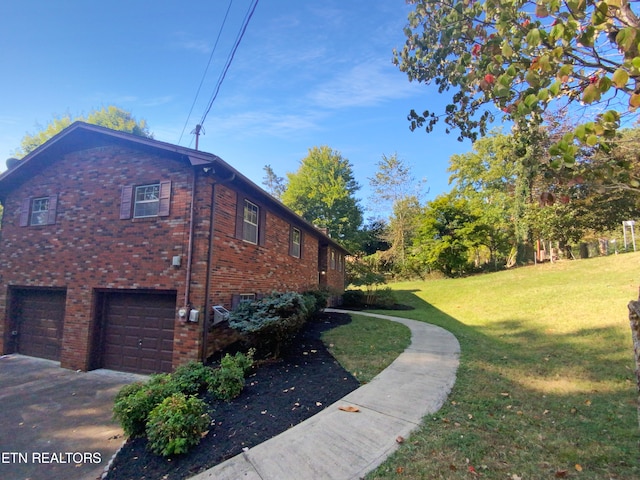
[612,68,629,89]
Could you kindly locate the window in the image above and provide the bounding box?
[243,200,259,244]
[20,195,58,227]
[120,181,171,220]
[330,249,336,270]
[134,184,160,218]
[239,293,256,303]
[290,227,301,258]
[337,254,343,272]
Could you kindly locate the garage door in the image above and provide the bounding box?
[102,292,176,374]
[13,289,66,361]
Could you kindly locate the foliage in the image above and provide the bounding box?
[396,0,640,184]
[113,374,178,438]
[262,164,286,199]
[342,289,366,308]
[412,193,483,276]
[17,106,152,157]
[302,289,330,316]
[208,352,254,402]
[170,361,216,396]
[228,291,310,358]
[357,219,391,256]
[145,393,210,457]
[368,154,426,273]
[281,146,363,252]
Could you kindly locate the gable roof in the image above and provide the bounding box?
[0,121,349,254]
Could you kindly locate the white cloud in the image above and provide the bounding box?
[308,61,420,109]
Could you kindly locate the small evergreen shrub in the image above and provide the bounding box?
[113,374,178,438]
[170,361,216,395]
[302,289,329,315]
[229,292,309,357]
[146,393,211,457]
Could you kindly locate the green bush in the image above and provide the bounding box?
[373,287,397,308]
[302,289,329,315]
[113,374,178,438]
[342,289,365,307]
[229,292,309,357]
[170,361,216,395]
[146,393,211,457]
[208,350,254,401]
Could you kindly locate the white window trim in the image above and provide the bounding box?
[133,184,160,218]
[243,200,259,244]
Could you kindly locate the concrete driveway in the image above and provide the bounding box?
[0,354,146,480]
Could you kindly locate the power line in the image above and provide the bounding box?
[178,0,234,146]
[198,0,260,130]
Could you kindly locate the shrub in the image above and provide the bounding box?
[373,287,397,308]
[342,289,365,307]
[229,292,309,357]
[113,374,178,438]
[146,393,211,457]
[170,361,216,395]
[302,289,329,315]
[209,354,246,401]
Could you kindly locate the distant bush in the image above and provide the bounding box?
[342,289,365,308]
[146,393,210,457]
[302,289,329,315]
[229,292,309,358]
[341,287,397,308]
[373,287,397,308]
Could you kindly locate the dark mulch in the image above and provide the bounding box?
[104,312,360,480]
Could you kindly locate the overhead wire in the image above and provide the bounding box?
[177,0,234,146]
[197,0,260,131]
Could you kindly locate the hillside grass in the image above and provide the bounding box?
[338,252,640,479]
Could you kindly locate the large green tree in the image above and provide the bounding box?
[281,146,363,251]
[395,0,640,180]
[17,106,152,157]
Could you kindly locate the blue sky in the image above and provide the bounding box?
[0,0,486,218]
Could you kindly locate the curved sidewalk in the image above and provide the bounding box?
[190,309,460,480]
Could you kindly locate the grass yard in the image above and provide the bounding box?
[321,313,411,384]
[333,252,640,479]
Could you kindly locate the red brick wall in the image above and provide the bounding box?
[0,142,345,372]
[0,145,205,370]
[208,183,320,308]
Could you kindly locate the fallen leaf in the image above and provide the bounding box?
[316,402,322,407]
[511,475,522,480]
[555,469,568,478]
[338,405,360,413]
[501,392,510,397]
[396,466,405,474]
[575,464,583,472]
[449,464,457,471]
[396,436,404,443]
[584,399,591,406]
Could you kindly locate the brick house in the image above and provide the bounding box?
[0,122,348,374]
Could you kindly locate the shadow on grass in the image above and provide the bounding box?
[364,290,638,480]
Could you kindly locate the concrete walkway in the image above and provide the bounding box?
[190,309,461,480]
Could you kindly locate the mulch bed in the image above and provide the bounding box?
[104,311,360,480]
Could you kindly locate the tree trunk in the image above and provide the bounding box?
[629,294,640,429]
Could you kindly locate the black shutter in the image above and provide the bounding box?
[258,206,266,246]
[235,193,244,239]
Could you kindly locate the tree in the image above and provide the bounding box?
[395,0,640,181]
[412,193,482,276]
[17,106,152,157]
[368,153,427,274]
[262,164,286,200]
[281,146,363,251]
[448,131,521,268]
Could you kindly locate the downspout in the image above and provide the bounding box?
[184,169,197,308]
[201,180,217,362]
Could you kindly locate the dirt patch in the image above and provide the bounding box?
[105,312,359,480]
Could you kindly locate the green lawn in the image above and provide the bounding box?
[334,252,640,479]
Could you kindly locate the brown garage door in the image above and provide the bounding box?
[13,289,66,361]
[102,292,176,374]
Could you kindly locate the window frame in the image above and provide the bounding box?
[120,181,171,220]
[290,226,302,258]
[133,183,161,219]
[243,199,259,244]
[20,194,58,227]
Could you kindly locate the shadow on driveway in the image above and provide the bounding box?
[0,354,145,480]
